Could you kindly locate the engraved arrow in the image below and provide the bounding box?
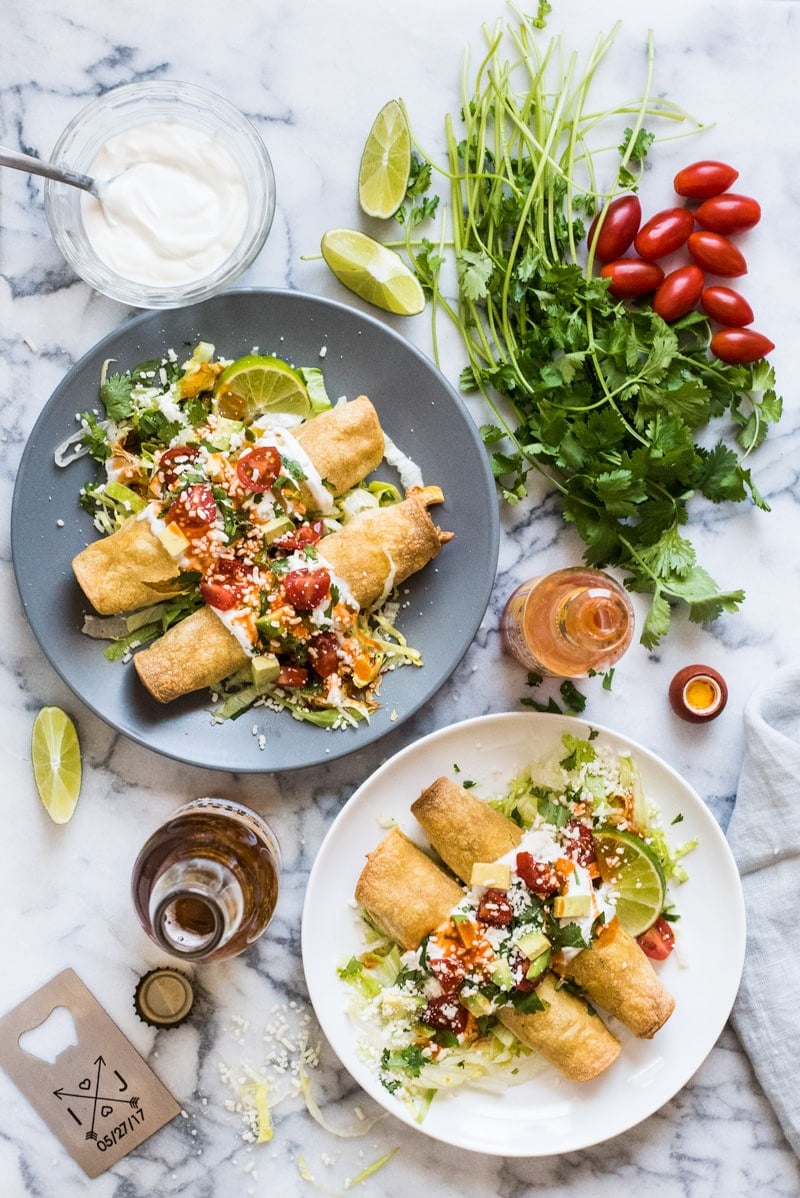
[86,1055,105,1142]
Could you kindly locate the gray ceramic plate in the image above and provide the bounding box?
[12,289,499,772]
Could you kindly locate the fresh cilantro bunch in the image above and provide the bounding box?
[392,14,782,647]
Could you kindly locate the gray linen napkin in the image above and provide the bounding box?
[726,665,800,1155]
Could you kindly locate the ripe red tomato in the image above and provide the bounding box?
[275,666,309,688]
[516,852,562,898]
[199,580,239,610]
[276,520,325,552]
[476,888,514,927]
[710,328,775,363]
[701,286,754,327]
[587,195,642,263]
[694,193,761,234]
[157,445,201,489]
[429,955,466,993]
[308,631,341,678]
[236,446,281,492]
[599,258,664,299]
[563,819,597,867]
[421,993,470,1036]
[652,264,705,322]
[636,916,675,961]
[633,207,694,261]
[284,567,331,611]
[687,231,747,277]
[673,160,739,199]
[168,483,218,531]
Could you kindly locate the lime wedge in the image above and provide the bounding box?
[593,827,666,937]
[31,707,82,825]
[321,229,425,316]
[213,355,312,423]
[358,99,411,219]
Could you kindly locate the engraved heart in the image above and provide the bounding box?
[79,1078,91,1090]
[101,1104,113,1118]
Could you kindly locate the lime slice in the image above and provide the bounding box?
[593,827,666,937]
[358,99,411,219]
[31,707,82,824]
[213,355,312,423]
[321,229,425,316]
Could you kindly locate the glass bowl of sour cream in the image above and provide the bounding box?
[44,80,276,308]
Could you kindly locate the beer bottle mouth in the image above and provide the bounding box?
[152,889,226,959]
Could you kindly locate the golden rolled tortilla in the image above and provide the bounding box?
[412,776,523,881]
[496,976,621,1083]
[551,917,675,1039]
[133,492,452,704]
[72,395,385,616]
[411,775,675,1039]
[355,827,465,951]
[355,827,620,1082]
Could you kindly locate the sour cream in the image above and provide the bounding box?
[81,120,249,287]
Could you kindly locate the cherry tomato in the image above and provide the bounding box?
[636,916,675,961]
[563,819,598,868]
[516,852,562,898]
[476,888,514,927]
[673,160,739,199]
[276,520,325,552]
[633,207,694,261]
[308,631,341,678]
[284,567,331,611]
[275,666,309,688]
[168,483,218,531]
[199,580,239,610]
[599,258,664,299]
[587,195,641,263]
[700,286,754,327]
[429,956,466,994]
[652,264,705,322]
[421,993,470,1036]
[215,555,256,581]
[694,193,761,234]
[157,445,201,489]
[687,231,747,277]
[710,327,774,364]
[236,446,281,492]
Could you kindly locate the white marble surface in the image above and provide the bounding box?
[2,0,800,1193]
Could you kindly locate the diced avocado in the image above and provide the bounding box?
[155,521,189,557]
[261,516,294,544]
[256,615,282,641]
[553,893,592,919]
[489,958,515,992]
[516,930,551,961]
[470,861,512,889]
[204,416,245,451]
[461,991,494,1018]
[251,653,281,687]
[525,949,552,982]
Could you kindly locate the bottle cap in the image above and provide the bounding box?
[668,665,728,723]
[134,967,195,1029]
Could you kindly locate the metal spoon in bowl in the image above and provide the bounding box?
[0,144,105,198]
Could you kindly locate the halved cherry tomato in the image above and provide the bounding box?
[421,993,470,1036]
[710,327,774,364]
[694,193,761,234]
[236,445,281,492]
[652,264,705,322]
[633,207,694,261]
[308,631,340,678]
[563,819,598,868]
[673,160,738,199]
[516,852,562,898]
[701,286,754,327]
[599,258,664,299]
[157,444,201,489]
[168,483,218,531]
[587,195,641,263]
[429,956,466,994]
[687,231,747,277]
[199,580,239,610]
[275,666,309,688]
[276,520,325,552]
[476,888,514,927]
[284,567,331,611]
[636,916,675,961]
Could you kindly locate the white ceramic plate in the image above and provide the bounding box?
[302,711,746,1156]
